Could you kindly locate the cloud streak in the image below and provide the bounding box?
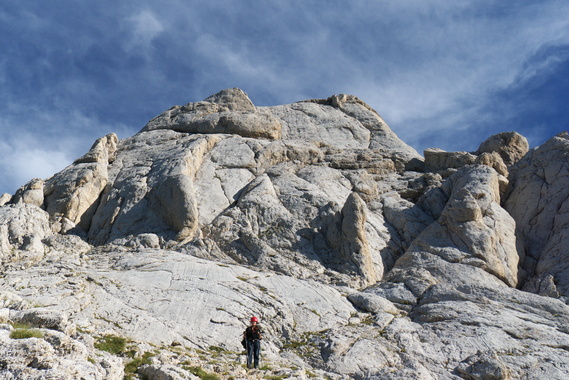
[125,9,164,52]
[1,0,568,194]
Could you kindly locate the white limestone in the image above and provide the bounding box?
[1,89,569,379]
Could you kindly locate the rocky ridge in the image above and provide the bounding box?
[1,88,569,379]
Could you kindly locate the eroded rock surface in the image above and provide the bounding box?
[1,89,569,379]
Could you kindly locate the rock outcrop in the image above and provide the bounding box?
[0,203,52,266]
[475,131,529,166]
[142,88,282,140]
[43,133,118,233]
[1,89,569,379]
[504,132,569,297]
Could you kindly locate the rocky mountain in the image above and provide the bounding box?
[1,88,569,379]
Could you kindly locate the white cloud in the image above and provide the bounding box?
[125,9,164,51]
[0,103,134,195]
[0,138,72,195]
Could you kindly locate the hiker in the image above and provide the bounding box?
[243,316,263,369]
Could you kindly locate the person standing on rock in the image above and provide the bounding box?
[243,316,263,369]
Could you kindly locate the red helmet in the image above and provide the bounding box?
[250,316,259,323]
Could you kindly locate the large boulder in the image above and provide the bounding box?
[11,178,44,207]
[142,88,282,140]
[424,148,477,173]
[476,131,529,166]
[0,203,51,264]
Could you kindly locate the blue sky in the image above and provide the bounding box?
[1,1,568,195]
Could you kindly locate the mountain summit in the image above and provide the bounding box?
[1,89,569,379]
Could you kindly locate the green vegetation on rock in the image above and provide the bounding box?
[10,327,44,339]
[184,365,221,380]
[94,334,127,355]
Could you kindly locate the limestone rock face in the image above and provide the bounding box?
[504,132,569,296]
[0,204,51,265]
[11,178,44,207]
[476,131,529,166]
[340,192,381,285]
[59,89,422,287]
[1,89,569,379]
[0,193,11,206]
[142,88,282,140]
[43,133,117,233]
[424,148,477,172]
[384,165,521,321]
[0,331,123,380]
[87,132,220,245]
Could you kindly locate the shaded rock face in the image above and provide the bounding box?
[394,165,520,290]
[504,132,569,296]
[1,89,569,379]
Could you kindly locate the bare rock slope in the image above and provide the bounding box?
[1,88,569,379]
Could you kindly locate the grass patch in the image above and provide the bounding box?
[184,366,220,380]
[94,335,156,378]
[282,339,309,350]
[124,351,155,377]
[95,315,122,329]
[94,335,127,355]
[209,345,232,355]
[10,327,44,339]
[282,334,319,358]
[361,315,375,325]
[281,330,329,360]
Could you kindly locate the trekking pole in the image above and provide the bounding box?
[243,337,247,366]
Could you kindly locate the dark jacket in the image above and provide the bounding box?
[244,325,263,341]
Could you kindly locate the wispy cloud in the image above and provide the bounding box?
[125,9,164,52]
[1,1,569,194]
[0,139,71,194]
[0,102,133,194]
[346,1,569,151]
